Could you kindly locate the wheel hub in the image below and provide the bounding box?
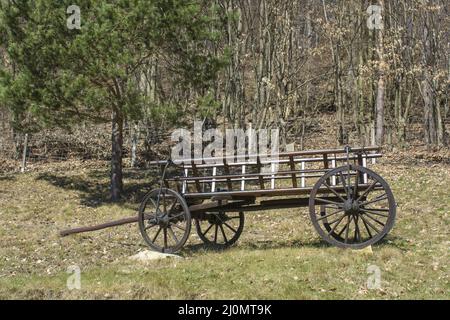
[158,214,170,228]
[207,213,226,225]
[343,199,360,215]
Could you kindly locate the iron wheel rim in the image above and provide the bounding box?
[309,165,396,249]
[138,188,191,253]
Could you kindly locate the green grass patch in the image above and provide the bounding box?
[0,161,448,299]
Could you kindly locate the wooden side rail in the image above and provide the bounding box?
[183,182,383,199]
[156,147,381,194]
[182,173,325,184]
[178,172,362,188]
[159,153,381,170]
[150,146,380,167]
[167,168,335,182]
[165,154,380,185]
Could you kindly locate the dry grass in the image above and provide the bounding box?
[0,158,448,299]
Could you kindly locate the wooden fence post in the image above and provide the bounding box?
[21,133,28,173]
[371,123,376,164]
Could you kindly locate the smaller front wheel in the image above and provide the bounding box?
[195,211,244,249]
[138,188,191,253]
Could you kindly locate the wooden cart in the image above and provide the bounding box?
[138,146,396,253]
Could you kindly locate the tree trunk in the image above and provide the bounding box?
[422,73,437,146]
[111,109,124,201]
[131,121,138,168]
[421,3,441,147]
[375,0,385,145]
[375,77,385,145]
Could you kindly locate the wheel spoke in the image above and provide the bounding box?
[356,180,378,202]
[172,223,186,232]
[163,228,168,249]
[149,198,163,216]
[168,226,179,244]
[202,224,214,237]
[354,215,361,242]
[344,215,352,243]
[168,199,178,215]
[360,194,388,207]
[362,207,389,212]
[323,182,346,202]
[219,225,228,243]
[360,214,380,234]
[152,227,162,243]
[361,215,373,238]
[145,223,157,231]
[327,214,346,226]
[223,222,238,234]
[315,198,342,207]
[360,208,389,218]
[317,209,345,221]
[169,212,185,221]
[337,215,350,237]
[363,212,386,227]
[337,223,347,237]
[327,214,346,235]
[214,225,218,243]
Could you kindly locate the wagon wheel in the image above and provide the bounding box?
[309,165,396,249]
[138,188,191,253]
[195,212,244,249]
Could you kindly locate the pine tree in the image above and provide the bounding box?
[0,0,225,200]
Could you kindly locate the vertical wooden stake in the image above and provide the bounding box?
[371,123,376,164]
[211,166,217,192]
[21,134,28,173]
[241,165,246,191]
[301,161,306,188]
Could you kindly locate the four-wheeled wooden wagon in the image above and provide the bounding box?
[136,146,396,253]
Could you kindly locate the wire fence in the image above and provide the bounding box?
[0,124,174,173]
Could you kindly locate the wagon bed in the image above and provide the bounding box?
[61,145,396,253]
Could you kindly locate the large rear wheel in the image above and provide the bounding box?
[309,165,396,249]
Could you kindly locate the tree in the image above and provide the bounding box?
[0,0,225,200]
[374,0,386,146]
[420,0,447,147]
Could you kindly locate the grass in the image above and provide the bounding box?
[0,159,448,299]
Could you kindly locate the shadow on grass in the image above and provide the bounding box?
[36,169,159,208]
[184,234,406,253]
[0,176,15,182]
[184,239,330,253]
[375,234,410,251]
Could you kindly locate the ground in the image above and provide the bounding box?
[0,157,448,300]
